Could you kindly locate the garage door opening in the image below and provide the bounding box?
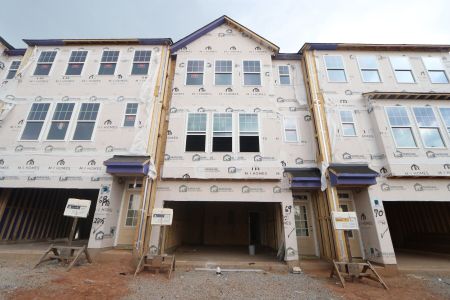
[0,188,98,244]
[163,201,283,262]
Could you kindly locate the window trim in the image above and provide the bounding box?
[294,203,310,237]
[185,59,205,86]
[5,60,21,79]
[437,107,450,138]
[70,102,101,142]
[130,49,152,76]
[389,56,416,84]
[339,110,357,137]
[213,59,233,86]
[385,106,418,149]
[238,112,260,152]
[212,112,234,152]
[121,102,139,128]
[98,50,120,76]
[19,102,52,141]
[65,50,88,76]
[33,50,57,77]
[278,65,291,85]
[411,106,447,149]
[323,55,348,83]
[356,56,382,83]
[185,112,208,152]
[44,102,77,142]
[421,57,449,84]
[242,60,262,86]
[283,117,299,143]
[124,193,141,227]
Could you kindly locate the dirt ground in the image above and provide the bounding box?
[1,252,449,300]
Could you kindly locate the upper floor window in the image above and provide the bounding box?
[186,60,204,85]
[278,65,291,85]
[324,56,346,82]
[123,103,138,127]
[390,57,415,83]
[47,103,75,140]
[243,61,261,85]
[185,113,207,151]
[21,103,50,140]
[422,57,449,84]
[239,113,259,152]
[214,60,232,85]
[439,107,450,134]
[34,51,57,76]
[339,111,357,136]
[6,61,21,79]
[212,113,233,152]
[283,118,298,142]
[132,50,151,75]
[98,50,119,75]
[72,103,100,140]
[412,107,445,148]
[66,51,88,76]
[386,106,417,148]
[357,56,381,83]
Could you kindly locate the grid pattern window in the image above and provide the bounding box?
[412,107,445,148]
[123,103,138,127]
[243,61,261,85]
[47,103,75,140]
[125,194,140,226]
[213,113,232,152]
[294,205,309,237]
[186,60,204,85]
[239,113,259,152]
[278,65,291,85]
[340,111,357,136]
[439,107,450,134]
[357,56,381,83]
[21,103,50,140]
[6,61,21,79]
[34,51,57,76]
[324,56,347,82]
[422,57,449,84]
[386,107,417,148]
[390,57,415,83]
[215,60,232,85]
[132,50,151,75]
[66,51,88,76]
[98,50,119,75]
[339,204,353,238]
[283,118,298,142]
[72,103,100,140]
[185,113,207,151]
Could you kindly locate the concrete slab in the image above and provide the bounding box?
[396,250,450,272]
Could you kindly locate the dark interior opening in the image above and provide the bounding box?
[239,136,259,152]
[185,135,206,151]
[212,136,232,152]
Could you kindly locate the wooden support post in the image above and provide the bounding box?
[68,217,78,247]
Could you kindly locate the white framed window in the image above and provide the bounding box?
[66,51,88,76]
[214,60,232,85]
[243,60,261,85]
[422,57,449,84]
[385,106,417,148]
[34,51,57,76]
[186,60,204,85]
[212,113,233,152]
[389,57,415,83]
[283,117,298,142]
[6,60,21,79]
[239,113,259,152]
[357,56,381,83]
[339,111,357,136]
[123,103,139,127]
[131,50,151,75]
[185,113,207,151]
[438,107,450,134]
[412,107,445,148]
[21,103,51,140]
[98,50,119,75]
[47,103,75,140]
[294,204,309,237]
[125,193,140,227]
[324,55,347,82]
[72,103,100,140]
[339,203,354,238]
[278,65,291,85]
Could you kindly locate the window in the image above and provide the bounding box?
[132,50,151,75]
[412,107,445,148]
[439,107,450,134]
[390,57,415,83]
[72,103,100,140]
[98,50,119,75]
[186,60,204,85]
[340,111,357,136]
[6,61,21,79]
[21,103,50,140]
[214,60,232,85]
[212,113,232,152]
[386,107,417,148]
[243,60,261,85]
[324,56,346,82]
[185,113,207,151]
[283,118,298,142]
[66,51,88,75]
[422,57,449,84]
[34,51,57,76]
[294,204,309,237]
[125,194,140,226]
[357,56,381,83]
[123,103,138,127]
[239,113,259,152]
[47,103,75,140]
[279,65,291,85]
[339,204,353,238]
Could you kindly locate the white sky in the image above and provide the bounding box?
[1,0,449,52]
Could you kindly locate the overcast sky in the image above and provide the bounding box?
[1,0,449,52]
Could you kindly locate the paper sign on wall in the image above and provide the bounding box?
[64,198,92,218]
[151,208,173,225]
[332,211,359,230]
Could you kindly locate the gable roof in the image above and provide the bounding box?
[171,15,279,53]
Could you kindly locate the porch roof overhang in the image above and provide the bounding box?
[284,168,321,190]
[104,155,150,177]
[363,92,450,101]
[329,164,379,187]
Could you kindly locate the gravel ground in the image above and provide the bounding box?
[128,270,338,300]
[407,273,450,300]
